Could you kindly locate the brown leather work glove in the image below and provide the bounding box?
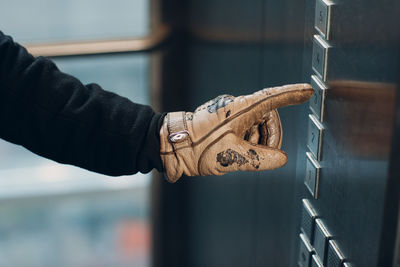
[160,83,313,182]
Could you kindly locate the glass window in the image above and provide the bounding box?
[53,53,150,105]
[0,0,149,44]
[0,187,151,266]
[0,52,153,266]
[0,1,154,265]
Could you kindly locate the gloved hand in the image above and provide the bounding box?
[160,83,313,182]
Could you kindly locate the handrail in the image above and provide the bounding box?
[26,24,170,57]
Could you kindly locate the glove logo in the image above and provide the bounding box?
[169,130,189,143]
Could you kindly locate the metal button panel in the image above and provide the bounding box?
[310,75,327,122]
[301,199,319,243]
[312,35,330,82]
[327,240,346,267]
[307,114,324,161]
[298,233,314,267]
[314,0,334,40]
[313,219,332,265]
[305,152,321,199]
[311,254,324,267]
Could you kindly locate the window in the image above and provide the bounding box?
[0,0,149,43]
[0,0,162,266]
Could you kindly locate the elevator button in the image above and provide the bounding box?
[314,219,332,265]
[298,233,314,267]
[312,35,330,82]
[327,240,346,267]
[315,0,333,40]
[311,254,324,267]
[305,152,321,199]
[307,114,324,161]
[310,75,327,122]
[301,199,319,242]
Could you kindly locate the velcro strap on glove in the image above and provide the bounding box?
[167,112,191,150]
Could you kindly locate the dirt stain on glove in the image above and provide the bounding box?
[247,149,260,169]
[216,149,260,169]
[217,149,248,167]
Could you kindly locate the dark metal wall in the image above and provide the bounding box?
[294,0,400,266]
[182,1,308,267]
[155,0,400,266]
[158,0,308,266]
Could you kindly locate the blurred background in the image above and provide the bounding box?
[0,0,153,266]
[0,0,399,266]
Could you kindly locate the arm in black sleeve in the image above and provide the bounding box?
[0,31,165,176]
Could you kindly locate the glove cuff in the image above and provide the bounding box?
[160,112,193,182]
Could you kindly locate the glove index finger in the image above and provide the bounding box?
[229,83,313,135]
[252,83,314,109]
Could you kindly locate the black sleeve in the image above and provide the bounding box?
[0,31,165,176]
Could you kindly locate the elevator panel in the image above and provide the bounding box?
[295,0,400,266]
